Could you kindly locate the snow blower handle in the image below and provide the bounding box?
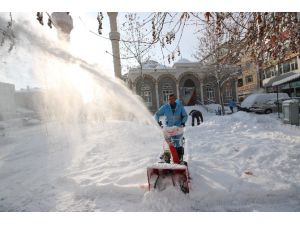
[163,126,184,137]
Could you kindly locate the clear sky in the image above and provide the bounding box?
[72,12,200,75]
[10,12,200,77]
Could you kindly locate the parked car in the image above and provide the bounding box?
[239,93,290,114]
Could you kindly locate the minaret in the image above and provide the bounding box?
[51,12,73,42]
[107,12,122,79]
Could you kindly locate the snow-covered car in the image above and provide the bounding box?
[240,93,290,114]
[249,98,289,114]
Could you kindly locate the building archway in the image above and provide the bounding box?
[178,73,200,105]
[183,79,196,105]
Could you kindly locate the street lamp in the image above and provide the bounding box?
[107,12,122,79]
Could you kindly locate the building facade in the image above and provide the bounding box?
[258,13,300,97]
[260,53,300,97]
[237,55,260,102]
[126,59,238,113]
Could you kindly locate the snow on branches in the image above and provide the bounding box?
[144,12,300,65]
[197,12,300,65]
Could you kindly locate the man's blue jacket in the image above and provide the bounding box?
[154,100,188,127]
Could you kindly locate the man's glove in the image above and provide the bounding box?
[158,121,163,128]
[181,123,185,127]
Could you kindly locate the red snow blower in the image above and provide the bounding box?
[147,127,190,194]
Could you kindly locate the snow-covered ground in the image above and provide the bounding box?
[1,13,300,217]
[1,106,300,212]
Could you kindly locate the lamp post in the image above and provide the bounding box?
[107,12,122,79]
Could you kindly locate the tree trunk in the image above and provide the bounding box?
[218,83,225,115]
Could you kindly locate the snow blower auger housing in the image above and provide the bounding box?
[147,127,190,194]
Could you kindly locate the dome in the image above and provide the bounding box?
[142,60,158,68]
[141,60,170,69]
[175,58,192,64]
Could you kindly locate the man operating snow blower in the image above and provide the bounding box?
[154,94,188,161]
[146,94,190,193]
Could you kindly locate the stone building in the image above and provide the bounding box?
[126,59,238,113]
[0,82,16,120]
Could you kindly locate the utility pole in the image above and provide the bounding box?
[107,12,122,79]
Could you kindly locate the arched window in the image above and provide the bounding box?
[162,82,173,103]
[206,86,215,102]
[141,83,152,107]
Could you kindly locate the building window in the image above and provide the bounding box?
[238,78,243,87]
[225,86,232,98]
[224,86,232,102]
[162,90,173,103]
[291,58,298,71]
[283,62,291,73]
[271,69,275,77]
[141,84,152,107]
[278,64,282,75]
[264,66,276,78]
[206,87,215,101]
[245,75,253,84]
[143,91,152,107]
[278,58,298,75]
[162,82,173,103]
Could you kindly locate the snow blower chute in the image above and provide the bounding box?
[147,127,190,194]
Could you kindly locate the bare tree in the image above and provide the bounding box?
[203,12,300,66]
[148,12,300,66]
[4,12,299,65]
[146,12,198,64]
[203,64,240,114]
[194,19,241,114]
[120,13,155,78]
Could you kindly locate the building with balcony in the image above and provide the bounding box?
[261,53,300,97]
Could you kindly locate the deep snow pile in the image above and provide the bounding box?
[184,106,300,211]
[0,106,300,212]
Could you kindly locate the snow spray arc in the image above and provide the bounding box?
[0,15,156,126]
